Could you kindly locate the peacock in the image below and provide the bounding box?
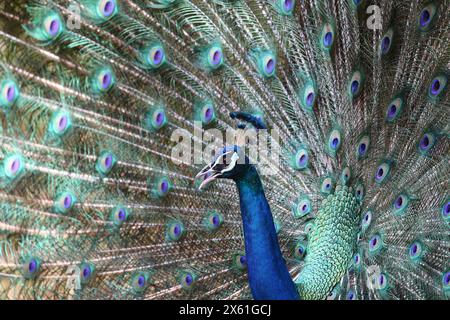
[0,0,448,300]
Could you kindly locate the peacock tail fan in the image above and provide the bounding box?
[0,0,448,300]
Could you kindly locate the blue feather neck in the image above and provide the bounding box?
[235,166,299,300]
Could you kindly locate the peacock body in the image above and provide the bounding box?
[0,0,449,300]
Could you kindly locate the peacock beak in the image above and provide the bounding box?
[195,151,239,190]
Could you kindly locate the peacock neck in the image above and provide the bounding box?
[234,166,299,300]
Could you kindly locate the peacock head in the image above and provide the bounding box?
[196,145,250,190]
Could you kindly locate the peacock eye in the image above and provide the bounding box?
[55,115,68,133]
[28,260,37,272]
[320,176,334,194]
[234,254,247,270]
[327,285,340,300]
[377,273,388,290]
[320,23,335,51]
[379,29,393,56]
[111,206,128,226]
[408,241,423,262]
[441,201,450,221]
[98,0,117,18]
[79,262,95,284]
[354,250,363,270]
[264,54,276,77]
[305,92,315,108]
[137,275,145,287]
[386,96,404,123]
[298,200,310,215]
[327,129,342,156]
[207,46,224,69]
[157,177,171,197]
[294,242,306,260]
[184,274,193,286]
[1,79,20,109]
[368,234,382,253]
[272,0,296,15]
[418,4,437,31]
[3,154,25,180]
[374,161,391,184]
[92,67,116,93]
[54,191,76,214]
[304,222,315,235]
[155,111,164,126]
[255,51,276,77]
[95,151,117,175]
[293,148,309,170]
[44,15,62,38]
[22,257,41,279]
[100,71,112,90]
[355,182,364,201]
[4,84,16,102]
[154,111,165,127]
[180,272,196,289]
[281,0,295,14]
[356,135,370,158]
[428,74,447,99]
[204,211,223,231]
[147,45,166,69]
[442,271,450,289]
[361,210,372,230]
[172,224,181,237]
[348,70,364,98]
[418,132,436,154]
[392,194,410,216]
[293,195,312,218]
[50,111,71,136]
[352,0,362,6]
[211,214,220,226]
[147,107,167,131]
[299,82,316,111]
[117,208,126,220]
[201,104,215,124]
[132,272,149,293]
[346,290,356,300]
[340,167,351,185]
[353,253,361,266]
[167,221,184,241]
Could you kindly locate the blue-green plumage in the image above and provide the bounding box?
[296,185,359,299]
[235,165,299,299]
